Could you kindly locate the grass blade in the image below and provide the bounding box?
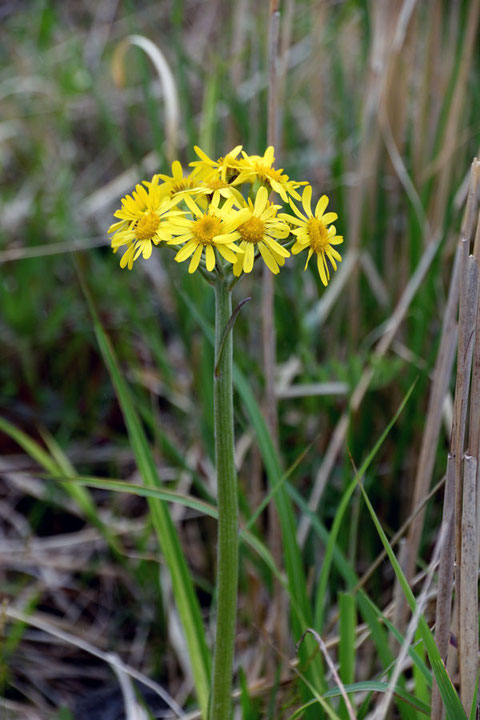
[314,381,417,631]
[77,267,211,718]
[359,483,467,720]
[0,417,110,540]
[339,593,356,720]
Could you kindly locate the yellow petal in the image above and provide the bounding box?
[302,185,312,217]
[315,195,329,218]
[175,240,198,262]
[322,211,337,225]
[304,248,313,270]
[205,244,215,271]
[264,146,275,165]
[291,242,304,255]
[233,257,243,276]
[244,242,255,273]
[120,244,136,269]
[329,247,342,262]
[108,220,127,233]
[188,245,203,273]
[263,236,290,258]
[172,160,183,179]
[329,235,344,246]
[217,245,238,263]
[193,145,213,164]
[258,242,279,274]
[142,240,153,259]
[317,252,328,285]
[184,194,202,218]
[214,231,240,243]
[270,178,287,202]
[254,186,268,215]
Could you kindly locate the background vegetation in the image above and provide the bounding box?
[1,1,480,718]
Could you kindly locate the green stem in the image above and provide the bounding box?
[209,277,238,720]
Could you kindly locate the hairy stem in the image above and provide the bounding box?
[209,277,238,720]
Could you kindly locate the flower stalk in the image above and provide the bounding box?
[108,144,344,718]
[209,275,238,720]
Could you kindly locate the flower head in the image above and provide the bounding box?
[108,147,343,285]
[145,161,204,200]
[167,192,246,274]
[234,146,305,202]
[190,145,243,183]
[218,186,290,276]
[282,185,343,286]
[108,183,183,269]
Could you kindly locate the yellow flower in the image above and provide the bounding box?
[220,186,290,276]
[168,192,246,274]
[234,146,304,202]
[189,145,243,182]
[108,183,182,269]
[145,161,204,199]
[283,185,343,286]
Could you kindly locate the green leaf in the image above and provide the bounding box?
[50,473,291,601]
[0,417,116,548]
[287,681,431,720]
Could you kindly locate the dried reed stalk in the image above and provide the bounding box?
[431,161,480,717]
[401,163,480,637]
[431,453,456,720]
[458,206,480,713]
[453,251,478,634]
[263,0,289,676]
[429,0,480,235]
[263,0,280,446]
[227,0,249,148]
[348,1,403,345]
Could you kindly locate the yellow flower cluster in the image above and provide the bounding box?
[108,146,343,285]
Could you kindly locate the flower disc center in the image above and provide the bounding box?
[136,212,160,241]
[238,217,265,244]
[307,218,329,252]
[205,179,229,190]
[193,215,222,244]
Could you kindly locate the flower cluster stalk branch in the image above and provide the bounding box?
[209,277,238,720]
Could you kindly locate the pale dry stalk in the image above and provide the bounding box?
[402,160,480,628]
[431,164,480,717]
[348,0,403,345]
[458,205,480,713]
[429,0,480,235]
[431,453,456,720]
[263,0,289,675]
